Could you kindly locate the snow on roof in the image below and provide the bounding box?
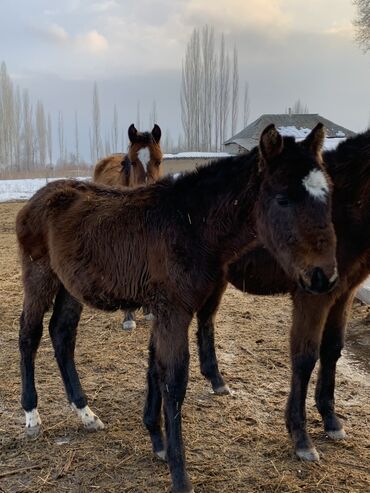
[164,152,231,159]
[277,126,312,138]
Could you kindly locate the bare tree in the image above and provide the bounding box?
[181,26,235,151]
[243,82,250,128]
[290,99,309,114]
[149,100,158,128]
[0,62,15,167]
[353,0,370,51]
[47,113,52,165]
[231,45,239,137]
[104,131,111,156]
[58,110,64,165]
[36,100,46,167]
[22,89,34,170]
[180,28,201,149]
[14,86,22,169]
[74,111,79,165]
[136,100,141,129]
[111,104,119,153]
[218,34,230,149]
[201,25,216,151]
[92,82,102,163]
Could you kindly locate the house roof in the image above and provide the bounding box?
[225,114,356,150]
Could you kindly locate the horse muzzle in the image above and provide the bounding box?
[299,267,338,295]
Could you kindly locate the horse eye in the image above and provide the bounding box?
[156,160,161,166]
[276,194,290,207]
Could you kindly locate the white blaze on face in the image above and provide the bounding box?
[302,169,329,201]
[138,146,151,173]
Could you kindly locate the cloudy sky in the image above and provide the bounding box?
[2,0,369,159]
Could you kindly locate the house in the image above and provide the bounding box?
[224,113,356,154]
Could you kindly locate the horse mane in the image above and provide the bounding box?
[324,130,370,190]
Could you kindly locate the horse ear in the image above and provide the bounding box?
[259,124,283,166]
[301,123,325,159]
[152,124,161,143]
[128,124,138,143]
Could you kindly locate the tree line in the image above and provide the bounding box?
[180,25,250,152]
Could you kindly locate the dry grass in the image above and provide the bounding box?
[0,202,369,493]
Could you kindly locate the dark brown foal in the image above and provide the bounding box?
[17,124,337,493]
[196,129,370,463]
[93,123,163,330]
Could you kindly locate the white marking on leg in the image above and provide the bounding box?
[26,408,41,428]
[326,428,346,440]
[156,449,167,461]
[25,409,42,436]
[71,404,105,431]
[138,146,150,173]
[123,319,136,330]
[302,169,329,201]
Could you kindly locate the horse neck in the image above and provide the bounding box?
[324,135,370,249]
[174,153,261,260]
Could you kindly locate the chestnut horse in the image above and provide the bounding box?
[94,123,163,329]
[17,124,337,493]
[93,123,163,188]
[195,129,370,463]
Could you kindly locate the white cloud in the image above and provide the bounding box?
[185,0,291,32]
[38,23,108,54]
[76,30,108,53]
[46,23,69,44]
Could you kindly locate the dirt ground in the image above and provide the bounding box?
[0,201,369,493]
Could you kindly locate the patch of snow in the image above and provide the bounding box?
[336,131,345,137]
[0,176,90,203]
[323,138,346,151]
[357,278,370,305]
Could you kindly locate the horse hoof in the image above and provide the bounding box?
[26,424,41,438]
[123,320,136,330]
[85,416,105,432]
[213,384,231,395]
[25,409,42,438]
[144,313,155,321]
[72,404,105,431]
[296,447,320,461]
[326,428,346,440]
[155,449,167,461]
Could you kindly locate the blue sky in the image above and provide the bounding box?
[1,0,369,160]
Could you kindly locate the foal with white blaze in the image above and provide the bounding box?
[17,123,337,493]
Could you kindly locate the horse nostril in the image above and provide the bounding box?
[310,267,329,293]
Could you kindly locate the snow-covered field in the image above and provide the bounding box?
[0,176,90,202]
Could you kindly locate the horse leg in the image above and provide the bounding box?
[49,286,104,431]
[143,334,165,460]
[123,309,136,330]
[315,290,355,440]
[143,305,155,321]
[196,280,229,394]
[285,293,331,461]
[19,258,59,436]
[152,307,193,493]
